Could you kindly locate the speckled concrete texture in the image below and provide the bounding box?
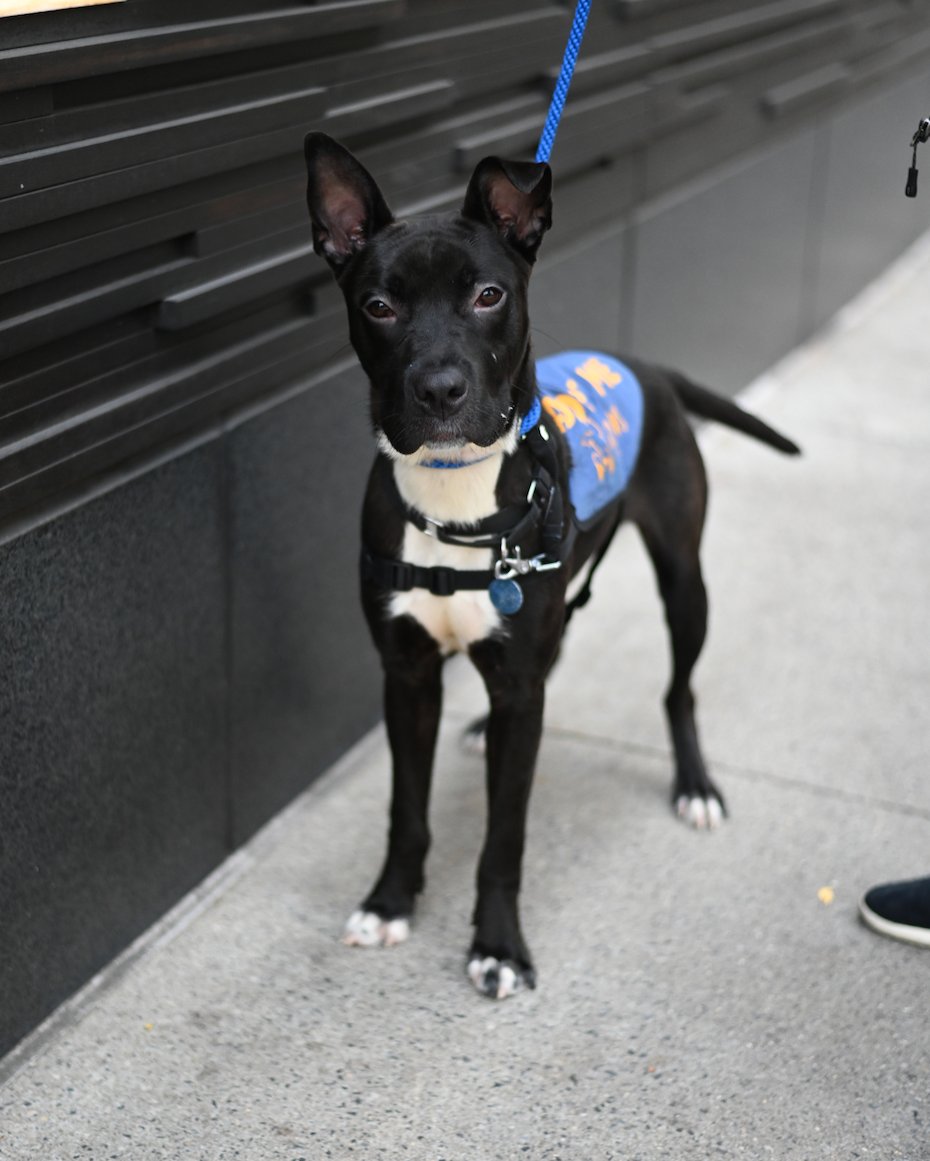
[2,235,929,1161]
[0,442,229,1057]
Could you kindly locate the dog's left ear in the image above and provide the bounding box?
[462,157,552,263]
[304,132,394,273]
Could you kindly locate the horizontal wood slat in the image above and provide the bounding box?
[760,62,851,118]
[0,0,927,522]
[0,2,405,93]
[0,86,325,198]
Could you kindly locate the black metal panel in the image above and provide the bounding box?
[530,222,629,357]
[0,439,228,1058]
[631,130,819,394]
[226,362,381,845]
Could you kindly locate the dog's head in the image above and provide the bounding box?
[304,133,552,460]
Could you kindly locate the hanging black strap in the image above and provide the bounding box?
[563,516,621,624]
[522,422,564,556]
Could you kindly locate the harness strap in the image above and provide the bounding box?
[400,467,557,551]
[523,421,564,556]
[362,550,493,595]
[563,516,621,625]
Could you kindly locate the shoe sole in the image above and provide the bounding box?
[858,895,930,949]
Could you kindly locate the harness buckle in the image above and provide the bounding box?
[391,560,415,590]
[423,516,444,538]
[528,471,554,518]
[429,567,456,596]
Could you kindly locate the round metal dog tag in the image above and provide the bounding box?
[488,577,524,615]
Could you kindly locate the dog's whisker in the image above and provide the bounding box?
[530,325,567,347]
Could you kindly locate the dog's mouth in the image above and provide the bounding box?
[423,429,465,446]
[377,393,519,460]
[421,402,517,449]
[420,438,486,466]
[377,420,519,468]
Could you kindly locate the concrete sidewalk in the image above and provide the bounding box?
[3,233,930,1160]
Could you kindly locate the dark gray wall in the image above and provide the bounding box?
[2,0,929,1056]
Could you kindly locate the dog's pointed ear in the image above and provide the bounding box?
[462,156,552,263]
[304,133,394,273]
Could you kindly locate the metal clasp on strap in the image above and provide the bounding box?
[494,539,529,580]
[530,555,562,573]
[494,538,561,580]
[527,469,555,520]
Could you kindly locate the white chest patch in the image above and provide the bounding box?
[386,435,515,655]
[389,526,500,655]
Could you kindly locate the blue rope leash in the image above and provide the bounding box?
[535,0,593,164]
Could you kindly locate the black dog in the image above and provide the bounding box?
[304,133,799,999]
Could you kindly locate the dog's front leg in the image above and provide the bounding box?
[467,640,545,999]
[345,621,443,949]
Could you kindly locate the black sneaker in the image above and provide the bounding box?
[859,875,930,948]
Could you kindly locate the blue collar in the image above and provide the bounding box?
[419,397,541,470]
[519,395,542,437]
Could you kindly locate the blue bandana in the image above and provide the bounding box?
[535,350,644,527]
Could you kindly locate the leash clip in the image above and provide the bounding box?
[529,555,561,572]
[495,538,532,579]
[495,538,561,579]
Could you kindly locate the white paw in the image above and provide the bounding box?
[343,910,411,948]
[467,956,528,999]
[675,795,724,830]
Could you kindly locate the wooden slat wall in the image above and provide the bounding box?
[0,0,928,522]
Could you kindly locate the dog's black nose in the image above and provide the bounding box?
[412,367,468,419]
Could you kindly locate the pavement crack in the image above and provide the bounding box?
[533,722,930,823]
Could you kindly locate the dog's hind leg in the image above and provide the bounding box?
[460,712,490,757]
[345,618,443,947]
[631,433,726,829]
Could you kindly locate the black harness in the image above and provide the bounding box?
[362,414,563,592]
[361,409,615,617]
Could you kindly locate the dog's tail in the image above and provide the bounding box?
[670,373,801,455]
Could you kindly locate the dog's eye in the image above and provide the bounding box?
[365,298,395,320]
[476,286,504,309]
